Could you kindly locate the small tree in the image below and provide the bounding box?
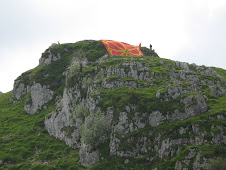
[72,103,89,121]
[81,110,111,151]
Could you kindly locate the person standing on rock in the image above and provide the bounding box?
[150,44,152,50]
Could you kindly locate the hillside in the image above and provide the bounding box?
[1,40,226,169]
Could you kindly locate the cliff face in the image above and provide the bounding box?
[11,40,226,169]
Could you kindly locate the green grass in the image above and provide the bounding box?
[50,40,108,62]
[2,40,226,169]
[212,67,226,81]
[92,92,226,169]
[0,92,85,169]
[208,95,226,114]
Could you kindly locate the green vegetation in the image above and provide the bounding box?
[0,92,84,169]
[81,110,111,151]
[2,40,226,169]
[140,46,159,57]
[98,86,184,114]
[209,159,226,170]
[72,103,89,121]
[212,67,226,81]
[92,94,226,169]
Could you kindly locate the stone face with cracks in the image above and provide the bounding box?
[24,83,53,114]
[11,50,226,169]
[44,88,81,148]
[12,82,28,100]
[79,143,99,168]
[39,49,61,66]
[149,111,165,127]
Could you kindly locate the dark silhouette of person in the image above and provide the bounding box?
[150,44,152,50]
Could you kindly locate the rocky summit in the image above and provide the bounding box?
[1,40,226,169]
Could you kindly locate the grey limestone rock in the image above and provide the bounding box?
[158,138,170,158]
[0,91,3,95]
[167,86,183,99]
[44,88,81,148]
[79,143,99,168]
[113,112,129,134]
[133,112,147,129]
[175,61,189,70]
[110,134,121,156]
[24,83,53,114]
[179,127,186,135]
[44,109,81,148]
[8,40,226,170]
[170,109,188,122]
[175,161,182,170]
[50,43,58,47]
[170,72,180,80]
[209,86,225,96]
[179,70,199,84]
[192,151,205,170]
[170,94,207,122]
[184,94,207,117]
[12,82,28,100]
[149,111,165,127]
[97,54,109,64]
[186,148,196,159]
[211,126,226,144]
[44,85,107,167]
[102,62,151,82]
[217,114,226,120]
[197,66,221,77]
[39,49,61,67]
[156,90,161,98]
[192,124,201,136]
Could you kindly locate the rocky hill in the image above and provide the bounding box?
[1,40,226,169]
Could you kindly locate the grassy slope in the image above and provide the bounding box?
[66,54,226,169]
[0,92,85,170]
[212,67,226,81]
[89,56,226,169]
[0,40,107,170]
[1,41,226,169]
[91,95,226,170]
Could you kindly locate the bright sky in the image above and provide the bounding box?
[1,0,226,93]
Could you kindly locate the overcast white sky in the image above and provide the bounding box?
[1,0,226,93]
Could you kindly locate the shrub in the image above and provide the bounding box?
[81,110,111,151]
[208,159,226,170]
[72,103,89,121]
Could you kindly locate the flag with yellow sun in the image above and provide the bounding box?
[101,40,143,56]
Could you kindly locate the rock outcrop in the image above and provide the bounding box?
[39,49,61,67]
[24,83,53,114]
[12,81,28,101]
[44,88,81,148]
[10,40,226,169]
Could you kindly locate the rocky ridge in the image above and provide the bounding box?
[11,40,226,169]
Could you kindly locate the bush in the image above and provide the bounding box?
[72,103,89,121]
[208,159,226,170]
[81,110,111,151]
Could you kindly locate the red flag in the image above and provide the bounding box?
[101,40,143,56]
